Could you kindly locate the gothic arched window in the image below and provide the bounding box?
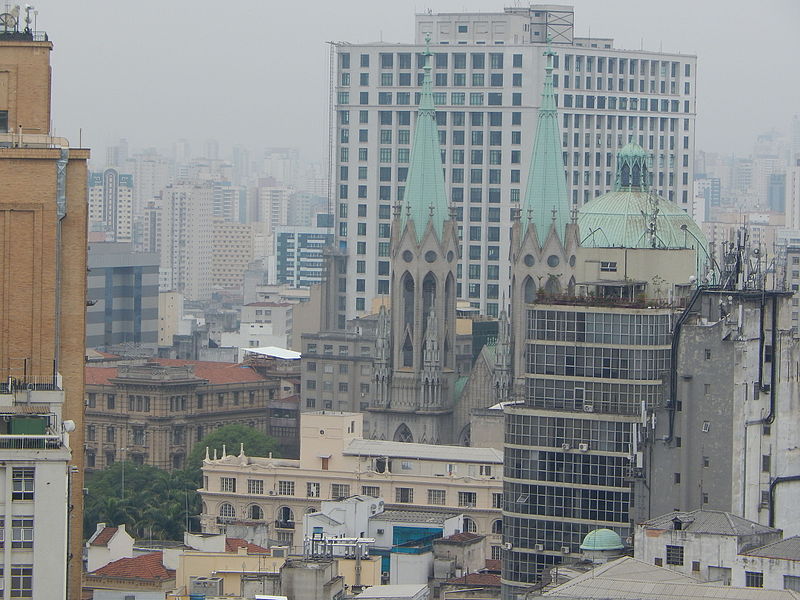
[394,424,414,443]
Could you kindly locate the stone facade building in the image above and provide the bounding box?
[84,359,297,471]
[199,411,503,556]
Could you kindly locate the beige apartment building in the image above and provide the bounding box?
[211,220,254,291]
[200,411,504,556]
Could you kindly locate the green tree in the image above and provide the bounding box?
[186,424,280,480]
[83,462,199,541]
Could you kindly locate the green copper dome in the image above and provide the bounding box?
[578,142,709,273]
[580,528,625,551]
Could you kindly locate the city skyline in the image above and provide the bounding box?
[30,0,800,163]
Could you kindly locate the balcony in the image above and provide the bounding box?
[0,434,63,450]
[275,520,295,530]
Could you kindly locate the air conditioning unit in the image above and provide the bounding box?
[502,542,513,550]
[561,546,570,554]
[534,543,544,551]
[268,490,276,495]
[189,576,223,596]
[272,547,286,558]
[583,404,594,413]
[381,571,390,578]
[578,443,589,452]
[561,443,570,450]
[376,528,385,535]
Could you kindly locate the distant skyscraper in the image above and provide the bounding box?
[157,182,214,300]
[330,4,697,320]
[0,24,89,598]
[88,168,134,241]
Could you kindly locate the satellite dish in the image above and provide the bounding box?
[63,420,76,433]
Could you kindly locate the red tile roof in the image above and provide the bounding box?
[225,537,271,554]
[91,551,174,581]
[446,572,501,586]
[90,526,118,547]
[86,359,267,386]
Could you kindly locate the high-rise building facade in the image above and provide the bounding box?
[0,24,89,599]
[330,5,696,320]
[88,168,134,242]
[273,221,333,288]
[156,182,214,300]
[85,242,159,351]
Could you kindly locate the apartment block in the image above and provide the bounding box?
[331,4,696,320]
[156,182,214,301]
[0,381,73,599]
[88,168,133,242]
[211,220,254,292]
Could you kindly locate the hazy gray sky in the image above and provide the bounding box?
[32,0,800,162]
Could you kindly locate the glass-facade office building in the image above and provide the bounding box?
[501,304,672,598]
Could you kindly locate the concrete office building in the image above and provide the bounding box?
[0,21,89,598]
[502,141,707,597]
[330,4,697,320]
[88,168,134,242]
[86,242,159,351]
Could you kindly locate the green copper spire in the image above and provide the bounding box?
[522,39,570,243]
[401,34,448,242]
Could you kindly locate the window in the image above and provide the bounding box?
[307,482,321,498]
[362,485,380,498]
[762,455,771,472]
[12,468,34,501]
[106,394,115,409]
[11,519,33,549]
[600,261,617,272]
[463,517,477,533]
[278,480,295,496]
[248,479,264,495]
[11,565,32,598]
[458,491,477,507]
[746,571,764,588]
[784,575,800,592]
[492,493,503,509]
[665,545,684,566]
[332,484,350,499]
[220,477,236,493]
[396,487,414,503]
[428,489,446,505]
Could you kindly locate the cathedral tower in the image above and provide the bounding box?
[509,40,579,397]
[370,36,459,445]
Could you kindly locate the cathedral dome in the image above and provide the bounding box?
[577,142,708,259]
